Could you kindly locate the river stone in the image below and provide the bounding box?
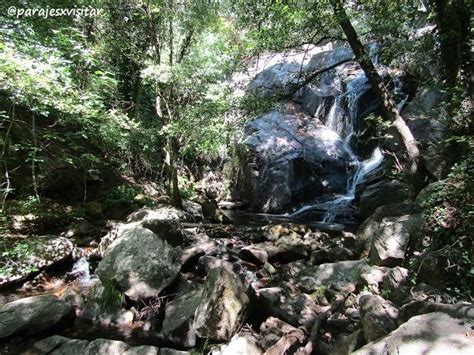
[382,267,410,305]
[162,288,203,348]
[159,349,191,355]
[96,225,181,300]
[52,339,90,355]
[124,345,160,355]
[127,205,190,223]
[295,259,369,292]
[369,214,423,267]
[34,335,71,353]
[0,295,74,339]
[126,207,188,246]
[240,103,357,213]
[353,311,474,355]
[0,236,73,287]
[193,267,250,340]
[85,339,130,354]
[211,332,263,355]
[257,287,318,327]
[358,265,390,294]
[359,294,399,342]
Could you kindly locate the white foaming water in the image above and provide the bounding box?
[286,147,383,220]
[70,257,91,284]
[322,147,384,222]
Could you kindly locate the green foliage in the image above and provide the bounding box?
[0,239,39,279]
[102,184,153,210]
[95,279,124,313]
[423,156,473,298]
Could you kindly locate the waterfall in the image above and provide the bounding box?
[69,257,92,284]
[286,70,384,222]
[322,147,383,222]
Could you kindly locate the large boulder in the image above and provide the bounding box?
[85,339,130,355]
[359,294,399,342]
[294,259,369,292]
[355,203,422,257]
[127,205,190,223]
[0,236,73,287]
[96,225,181,300]
[162,288,202,348]
[240,103,357,213]
[193,267,250,340]
[211,332,263,355]
[356,179,410,220]
[353,311,474,355]
[368,214,423,267]
[247,62,303,98]
[0,295,74,339]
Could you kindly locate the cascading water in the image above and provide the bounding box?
[286,70,384,222]
[322,147,383,222]
[69,257,92,284]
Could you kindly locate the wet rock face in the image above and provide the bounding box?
[241,104,357,213]
[0,295,74,339]
[193,267,250,341]
[96,225,181,300]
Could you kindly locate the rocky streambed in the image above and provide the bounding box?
[0,200,473,355]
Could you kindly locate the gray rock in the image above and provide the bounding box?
[381,267,410,305]
[295,259,369,292]
[247,62,302,98]
[330,329,365,355]
[0,295,74,339]
[359,294,399,342]
[159,348,191,355]
[96,225,181,300]
[353,311,474,355]
[193,267,250,340]
[126,207,188,247]
[85,339,130,354]
[358,265,390,294]
[182,199,204,222]
[127,205,190,223]
[355,203,422,257]
[124,345,160,355]
[306,46,353,72]
[369,214,423,266]
[259,317,305,352]
[211,332,263,355]
[240,104,357,213]
[52,339,90,355]
[238,244,270,265]
[402,87,448,179]
[162,288,202,348]
[34,335,71,353]
[257,287,318,327]
[356,180,410,220]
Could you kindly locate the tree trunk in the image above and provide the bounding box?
[330,0,421,176]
